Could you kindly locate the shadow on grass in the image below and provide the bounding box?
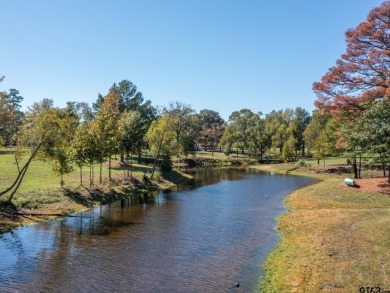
[62,176,158,208]
[0,150,15,155]
[110,164,153,174]
[62,186,128,208]
[162,170,193,186]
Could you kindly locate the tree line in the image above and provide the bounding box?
[0,77,316,200]
[1,1,390,203]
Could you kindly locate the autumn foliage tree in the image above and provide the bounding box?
[95,87,120,182]
[313,1,390,178]
[313,1,390,118]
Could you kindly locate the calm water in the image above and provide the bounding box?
[0,168,312,293]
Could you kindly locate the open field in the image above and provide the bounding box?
[258,160,390,292]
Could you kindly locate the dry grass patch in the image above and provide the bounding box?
[259,164,390,292]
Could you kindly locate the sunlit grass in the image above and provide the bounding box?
[258,164,390,292]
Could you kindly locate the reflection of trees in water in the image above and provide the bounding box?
[0,167,313,292]
[12,197,159,291]
[0,232,31,288]
[0,192,163,291]
[1,168,276,291]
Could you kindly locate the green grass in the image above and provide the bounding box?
[0,151,192,233]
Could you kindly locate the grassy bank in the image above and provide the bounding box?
[0,151,192,234]
[257,162,390,292]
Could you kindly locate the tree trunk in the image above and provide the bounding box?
[0,143,42,198]
[388,164,390,184]
[7,163,29,203]
[358,155,362,179]
[382,159,386,177]
[108,155,112,181]
[353,156,358,179]
[126,154,130,177]
[130,155,133,179]
[80,165,83,186]
[100,162,103,184]
[151,129,166,179]
[89,163,92,186]
[14,153,20,173]
[92,163,95,185]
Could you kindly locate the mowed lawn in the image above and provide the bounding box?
[259,163,390,292]
[0,150,154,208]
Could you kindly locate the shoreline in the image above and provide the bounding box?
[256,164,390,292]
[0,170,193,235]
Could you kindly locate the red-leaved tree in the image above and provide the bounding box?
[313,1,390,119]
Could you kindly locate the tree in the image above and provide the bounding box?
[0,89,24,146]
[313,1,390,118]
[361,98,390,182]
[219,126,234,157]
[340,98,390,181]
[244,113,265,158]
[41,107,79,185]
[83,121,104,185]
[224,109,259,155]
[94,80,156,164]
[0,101,77,202]
[66,101,94,122]
[304,110,331,162]
[291,107,311,156]
[163,101,200,157]
[313,1,390,177]
[315,119,339,169]
[70,122,89,185]
[94,80,156,123]
[263,109,294,155]
[118,111,148,177]
[95,87,120,182]
[145,115,177,178]
[282,136,295,163]
[116,80,157,122]
[198,109,225,152]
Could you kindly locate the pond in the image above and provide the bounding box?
[0,168,313,292]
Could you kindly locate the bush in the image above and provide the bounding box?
[296,159,307,168]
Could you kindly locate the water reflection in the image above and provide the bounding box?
[0,168,313,292]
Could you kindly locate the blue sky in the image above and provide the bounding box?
[1,0,384,120]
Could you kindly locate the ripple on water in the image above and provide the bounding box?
[0,169,312,292]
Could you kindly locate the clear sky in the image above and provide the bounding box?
[1,0,384,120]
